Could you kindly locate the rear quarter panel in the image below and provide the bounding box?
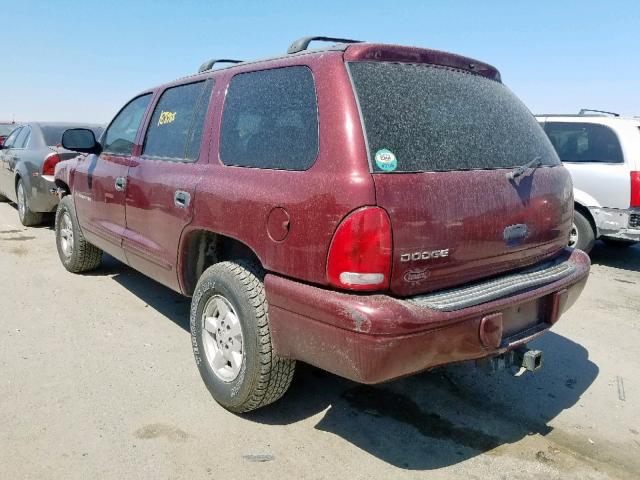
[186,52,376,286]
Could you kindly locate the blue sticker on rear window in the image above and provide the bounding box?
[374,148,397,171]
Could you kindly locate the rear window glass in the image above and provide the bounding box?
[220,66,318,171]
[143,80,213,161]
[348,62,559,173]
[42,125,103,146]
[543,122,623,163]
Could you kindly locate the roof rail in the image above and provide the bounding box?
[287,36,362,54]
[579,108,619,117]
[198,59,243,73]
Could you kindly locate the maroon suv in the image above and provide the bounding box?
[54,37,589,412]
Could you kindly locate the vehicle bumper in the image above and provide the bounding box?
[28,175,58,213]
[591,207,640,241]
[265,248,590,384]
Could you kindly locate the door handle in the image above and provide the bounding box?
[174,190,191,208]
[115,176,126,191]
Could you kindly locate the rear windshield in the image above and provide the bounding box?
[41,125,104,146]
[348,62,559,173]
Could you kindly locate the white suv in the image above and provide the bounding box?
[537,110,640,253]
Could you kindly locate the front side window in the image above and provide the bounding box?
[220,66,319,171]
[544,122,623,163]
[103,94,152,156]
[349,62,559,173]
[143,80,213,161]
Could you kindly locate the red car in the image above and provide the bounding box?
[54,36,589,412]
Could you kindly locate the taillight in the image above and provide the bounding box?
[631,171,640,208]
[326,206,392,291]
[42,153,61,176]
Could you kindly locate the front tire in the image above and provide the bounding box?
[191,260,295,413]
[55,195,102,273]
[570,210,596,253]
[16,179,43,226]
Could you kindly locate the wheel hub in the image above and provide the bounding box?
[568,222,579,248]
[17,183,26,219]
[201,295,244,382]
[59,212,74,258]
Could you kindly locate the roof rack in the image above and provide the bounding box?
[578,108,619,117]
[287,36,362,54]
[198,59,243,73]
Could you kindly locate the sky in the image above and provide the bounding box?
[0,0,638,124]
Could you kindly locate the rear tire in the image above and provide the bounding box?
[16,179,43,226]
[570,210,596,254]
[602,238,638,248]
[55,195,102,273]
[191,260,295,413]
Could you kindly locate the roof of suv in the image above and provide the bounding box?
[536,111,640,126]
[175,36,502,84]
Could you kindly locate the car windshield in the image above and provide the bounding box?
[41,125,104,146]
[348,61,560,173]
[0,124,18,136]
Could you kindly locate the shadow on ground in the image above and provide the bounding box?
[4,202,55,230]
[102,253,598,471]
[589,240,640,272]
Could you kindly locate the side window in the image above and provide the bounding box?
[220,66,319,170]
[14,127,31,148]
[544,122,623,163]
[3,127,22,148]
[103,94,153,156]
[143,80,213,161]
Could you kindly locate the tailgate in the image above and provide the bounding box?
[374,168,572,296]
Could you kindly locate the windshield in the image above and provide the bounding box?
[0,124,18,136]
[348,62,559,173]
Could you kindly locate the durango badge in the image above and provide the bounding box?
[403,268,430,283]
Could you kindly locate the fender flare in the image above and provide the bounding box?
[573,187,601,209]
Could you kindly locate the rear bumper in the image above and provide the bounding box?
[28,175,58,213]
[265,248,590,384]
[592,207,640,241]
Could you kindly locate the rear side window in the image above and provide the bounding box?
[220,66,318,171]
[349,62,559,173]
[14,126,30,148]
[103,94,153,156]
[143,80,213,161]
[544,122,623,163]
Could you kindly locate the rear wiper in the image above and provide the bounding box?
[506,156,542,180]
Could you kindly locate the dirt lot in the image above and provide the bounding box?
[0,201,639,480]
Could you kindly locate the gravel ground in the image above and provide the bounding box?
[0,201,639,480]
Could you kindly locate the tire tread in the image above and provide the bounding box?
[55,196,102,273]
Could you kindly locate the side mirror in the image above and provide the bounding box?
[0,136,7,148]
[61,128,102,155]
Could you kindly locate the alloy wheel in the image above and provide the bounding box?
[59,212,74,258]
[17,182,26,221]
[568,222,579,248]
[201,295,244,382]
